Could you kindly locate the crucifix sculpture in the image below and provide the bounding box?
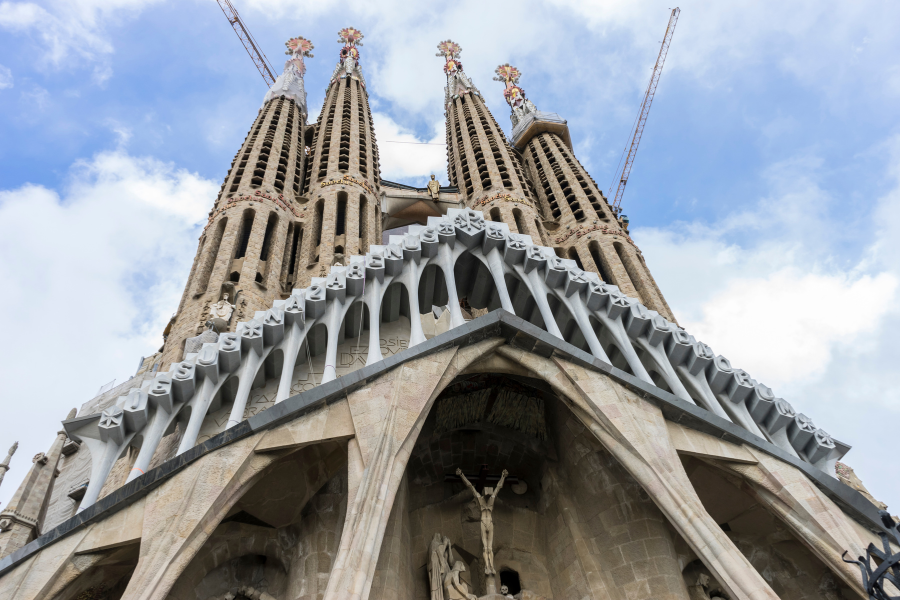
[456,466,508,575]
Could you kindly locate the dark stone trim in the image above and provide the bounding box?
[0,310,885,577]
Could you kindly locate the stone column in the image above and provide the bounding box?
[0,442,17,493]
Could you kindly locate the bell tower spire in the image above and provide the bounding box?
[438,42,543,243]
[157,36,314,370]
[495,64,674,319]
[299,27,382,273]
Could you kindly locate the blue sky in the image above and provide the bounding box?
[1,0,899,512]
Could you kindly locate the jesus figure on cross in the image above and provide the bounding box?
[456,467,508,575]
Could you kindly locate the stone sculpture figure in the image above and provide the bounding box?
[427,174,441,200]
[443,560,477,600]
[428,533,455,600]
[457,467,508,574]
[209,294,235,323]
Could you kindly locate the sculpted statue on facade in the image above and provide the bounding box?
[457,467,508,575]
[427,174,441,200]
[428,533,455,600]
[208,293,235,325]
[443,560,477,600]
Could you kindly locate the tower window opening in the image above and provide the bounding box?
[567,247,585,270]
[229,271,240,282]
[534,218,550,246]
[288,225,302,275]
[359,195,368,252]
[259,213,278,261]
[234,210,255,259]
[490,207,502,223]
[336,192,347,236]
[512,209,527,236]
[195,217,227,295]
[589,241,613,284]
[314,201,324,247]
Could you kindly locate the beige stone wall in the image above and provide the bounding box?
[285,473,348,600]
[542,402,689,599]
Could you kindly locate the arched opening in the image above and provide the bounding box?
[489,207,502,223]
[679,456,857,599]
[195,217,227,295]
[336,191,347,236]
[258,212,277,261]
[553,246,566,259]
[418,263,449,315]
[378,282,413,361]
[197,376,240,445]
[546,294,588,353]
[453,254,501,317]
[359,194,368,252]
[500,569,522,595]
[589,316,635,375]
[614,242,645,303]
[165,443,349,600]
[229,271,240,283]
[314,200,324,247]
[534,218,550,246]
[390,371,693,599]
[566,247,584,270]
[50,545,139,600]
[233,209,255,260]
[505,273,545,330]
[334,301,371,371]
[588,241,613,284]
[512,208,527,235]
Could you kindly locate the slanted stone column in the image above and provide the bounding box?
[495,346,781,600]
[323,338,504,600]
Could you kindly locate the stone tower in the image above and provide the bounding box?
[159,36,315,369]
[0,410,73,557]
[493,63,674,320]
[298,27,382,272]
[438,41,543,242]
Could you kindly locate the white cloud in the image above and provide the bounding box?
[0,0,160,70]
[634,141,900,508]
[0,64,12,89]
[372,112,447,184]
[0,149,216,509]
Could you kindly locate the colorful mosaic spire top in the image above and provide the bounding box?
[494,63,527,109]
[436,40,462,60]
[283,36,314,76]
[285,36,314,57]
[338,27,364,47]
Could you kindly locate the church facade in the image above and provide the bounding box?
[0,28,893,600]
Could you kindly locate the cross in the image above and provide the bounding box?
[444,464,519,495]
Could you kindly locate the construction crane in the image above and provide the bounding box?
[215,0,276,86]
[608,7,680,212]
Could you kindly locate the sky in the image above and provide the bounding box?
[1,0,899,514]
